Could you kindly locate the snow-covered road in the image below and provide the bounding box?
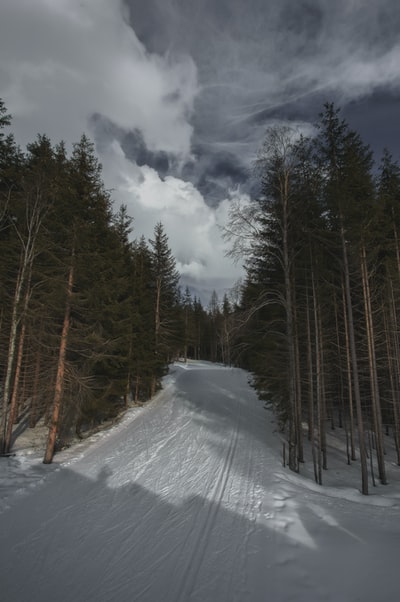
[0,362,399,601]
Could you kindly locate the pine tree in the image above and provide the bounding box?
[0,135,53,453]
[376,151,400,465]
[315,103,377,493]
[44,134,120,462]
[130,236,155,401]
[181,286,194,362]
[148,222,180,393]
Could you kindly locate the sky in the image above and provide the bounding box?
[1,0,400,303]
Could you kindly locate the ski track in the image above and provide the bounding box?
[0,362,399,601]
[169,381,242,602]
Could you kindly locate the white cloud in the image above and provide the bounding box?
[0,0,243,301]
[101,142,244,298]
[0,0,197,157]
[4,0,399,303]
[332,43,400,100]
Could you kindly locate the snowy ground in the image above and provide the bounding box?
[0,361,399,602]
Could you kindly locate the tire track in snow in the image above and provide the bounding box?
[169,383,242,602]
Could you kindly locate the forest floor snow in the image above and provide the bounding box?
[0,360,399,602]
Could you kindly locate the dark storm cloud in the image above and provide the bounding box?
[0,0,244,302]
[3,0,400,301]
[182,148,250,206]
[121,131,170,177]
[90,114,171,177]
[91,111,249,202]
[123,0,400,187]
[343,90,400,161]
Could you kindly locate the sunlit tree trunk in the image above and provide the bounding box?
[43,256,74,464]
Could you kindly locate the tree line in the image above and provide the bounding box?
[5,94,392,496]
[227,103,400,494]
[0,99,233,462]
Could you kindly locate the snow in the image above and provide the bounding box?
[0,361,399,601]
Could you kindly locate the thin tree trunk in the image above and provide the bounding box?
[393,218,400,281]
[333,290,345,434]
[12,323,26,419]
[184,307,188,363]
[294,301,304,463]
[312,271,323,485]
[150,277,162,398]
[0,264,24,453]
[4,268,33,453]
[387,279,400,465]
[17,354,29,423]
[335,285,350,465]
[340,218,368,494]
[124,377,130,409]
[4,321,26,452]
[305,281,314,442]
[306,277,319,481]
[391,217,400,461]
[155,278,161,346]
[0,192,44,453]
[43,257,74,464]
[134,373,140,403]
[318,309,328,471]
[342,280,356,461]
[360,245,387,484]
[29,347,42,428]
[124,335,133,409]
[367,426,376,487]
[281,171,297,472]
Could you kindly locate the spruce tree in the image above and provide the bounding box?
[148,222,180,393]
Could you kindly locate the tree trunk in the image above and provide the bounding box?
[4,321,26,452]
[0,264,24,453]
[0,191,44,453]
[340,218,368,494]
[294,304,303,463]
[4,267,33,453]
[305,281,314,443]
[318,310,328,471]
[360,245,387,484]
[342,280,356,461]
[29,345,42,428]
[386,279,400,465]
[43,258,74,464]
[281,171,297,472]
[312,271,323,485]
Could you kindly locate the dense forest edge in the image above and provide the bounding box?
[226,104,400,495]
[1,98,400,495]
[0,98,229,464]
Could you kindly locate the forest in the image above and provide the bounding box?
[227,103,400,495]
[2,97,400,495]
[0,98,230,464]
